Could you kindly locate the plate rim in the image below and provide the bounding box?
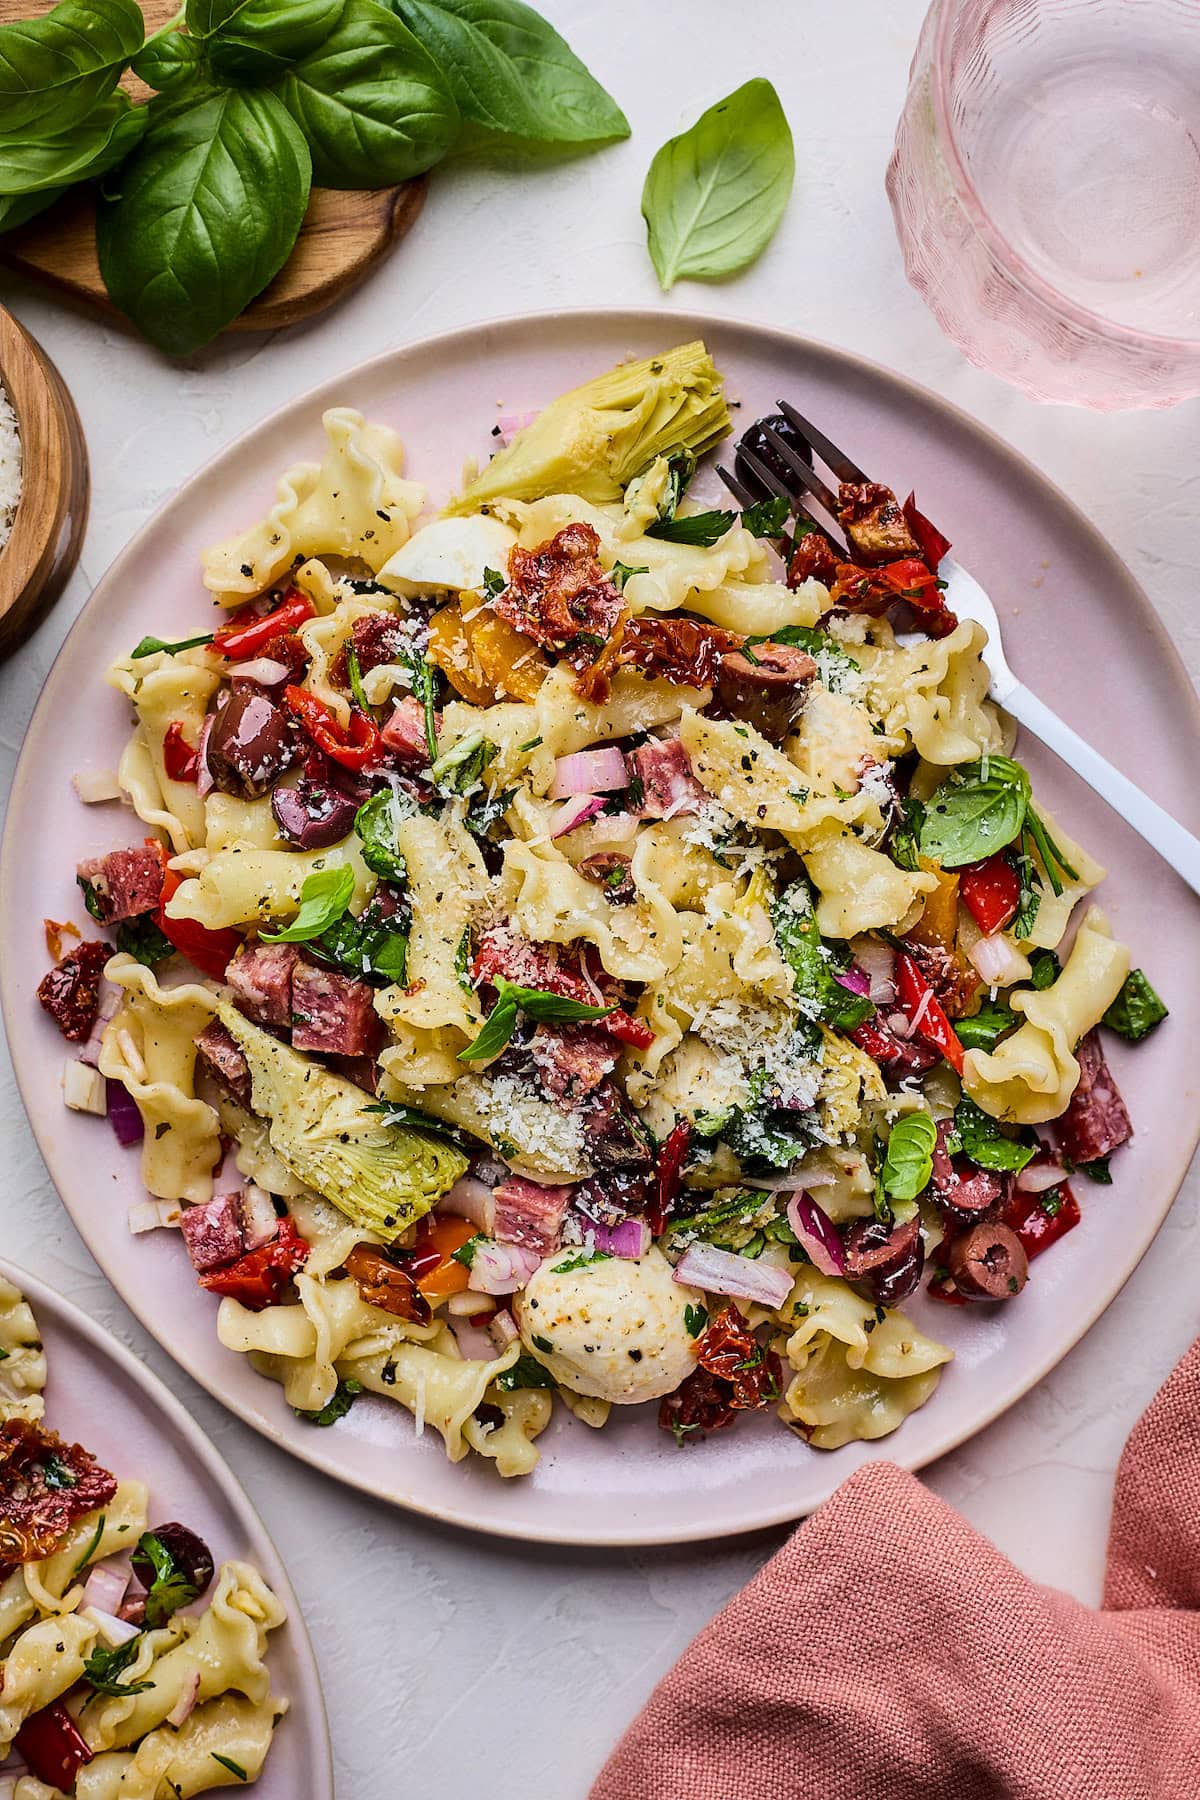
[5,303,1199,1547]
[0,1255,335,1795]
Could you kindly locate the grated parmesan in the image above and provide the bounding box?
[0,382,21,552]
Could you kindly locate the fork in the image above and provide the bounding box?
[719,402,1200,899]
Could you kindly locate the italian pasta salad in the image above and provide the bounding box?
[38,342,1167,1476]
[0,1279,287,1797]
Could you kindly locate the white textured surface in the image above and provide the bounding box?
[1,3,1198,1793]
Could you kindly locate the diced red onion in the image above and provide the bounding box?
[227,657,291,687]
[886,1010,913,1038]
[969,930,1026,987]
[439,1175,495,1233]
[195,712,215,799]
[81,1605,141,1648]
[488,1307,519,1350]
[1016,1155,1065,1194]
[239,1184,280,1250]
[166,1669,201,1728]
[467,1239,541,1296]
[855,940,897,1005]
[550,747,629,799]
[496,409,538,446]
[107,1080,144,1146]
[672,1241,794,1309]
[128,1199,180,1234]
[83,1561,130,1615]
[550,794,606,838]
[786,1190,848,1278]
[834,964,871,997]
[72,768,122,804]
[585,1216,650,1259]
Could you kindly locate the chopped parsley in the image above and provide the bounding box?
[83,1635,154,1697]
[552,1250,612,1273]
[683,1303,708,1338]
[294,1378,363,1427]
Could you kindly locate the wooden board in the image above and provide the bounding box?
[0,0,426,336]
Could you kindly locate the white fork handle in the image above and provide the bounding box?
[1003,682,1200,898]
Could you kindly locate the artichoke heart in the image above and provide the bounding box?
[213,1001,467,1237]
[444,341,730,514]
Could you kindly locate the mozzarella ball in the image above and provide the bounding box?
[514,1246,701,1405]
[378,516,517,596]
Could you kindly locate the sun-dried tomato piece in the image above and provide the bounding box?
[0,1420,118,1565]
[694,1305,783,1410]
[615,615,744,689]
[495,523,625,651]
[344,1245,431,1323]
[36,940,110,1043]
[658,1366,736,1443]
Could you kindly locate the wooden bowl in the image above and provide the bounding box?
[0,305,89,658]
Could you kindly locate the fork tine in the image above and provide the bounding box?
[716,463,755,508]
[734,444,850,555]
[757,424,840,517]
[776,399,867,485]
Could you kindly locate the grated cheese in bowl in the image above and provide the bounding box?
[0,381,20,551]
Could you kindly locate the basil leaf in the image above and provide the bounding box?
[457,975,613,1062]
[294,1376,363,1425]
[430,729,498,792]
[683,1303,708,1338]
[97,87,311,357]
[83,1635,154,1697]
[278,0,458,187]
[888,795,925,873]
[192,0,345,83]
[740,494,790,538]
[1080,1156,1112,1184]
[0,91,147,197]
[260,865,355,942]
[0,0,144,136]
[132,28,206,93]
[0,188,64,235]
[918,756,1030,868]
[354,790,411,882]
[456,992,519,1061]
[114,915,175,967]
[494,1351,556,1389]
[646,507,736,547]
[952,1096,1035,1174]
[954,1002,1016,1052]
[881,1112,936,1202]
[130,631,215,658]
[390,0,627,144]
[771,882,874,1032]
[311,906,407,985]
[1027,948,1060,990]
[641,78,794,289]
[363,1101,468,1144]
[1102,968,1167,1042]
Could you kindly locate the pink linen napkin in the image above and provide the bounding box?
[591,1342,1200,1800]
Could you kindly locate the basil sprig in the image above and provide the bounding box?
[880,1112,936,1204]
[771,882,874,1033]
[260,865,355,943]
[946,1097,1035,1175]
[919,756,1079,901]
[457,975,614,1062]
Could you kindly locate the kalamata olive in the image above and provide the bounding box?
[736,413,812,490]
[131,1521,215,1622]
[716,644,816,742]
[871,1237,925,1307]
[576,853,636,905]
[948,1222,1028,1301]
[206,689,296,799]
[843,1213,925,1307]
[271,762,359,848]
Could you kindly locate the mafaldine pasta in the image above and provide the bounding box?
[38,342,1164,1480]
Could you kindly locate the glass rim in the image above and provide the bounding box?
[930,0,1200,357]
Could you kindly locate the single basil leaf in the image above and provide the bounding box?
[1080,1156,1112,1184]
[954,1002,1016,1052]
[354,789,412,882]
[740,494,790,538]
[952,1096,1035,1174]
[918,756,1030,868]
[771,881,874,1032]
[642,77,794,290]
[96,87,311,357]
[114,915,175,967]
[881,1112,936,1203]
[646,507,736,547]
[1027,947,1060,990]
[457,975,613,1061]
[130,630,215,659]
[0,91,147,197]
[888,795,926,873]
[199,0,346,83]
[132,28,206,92]
[457,992,519,1061]
[278,0,458,187]
[1102,968,1167,1042]
[493,1351,555,1390]
[294,1375,363,1424]
[260,864,355,943]
[0,187,65,235]
[0,0,144,136]
[363,1101,468,1145]
[390,0,626,144]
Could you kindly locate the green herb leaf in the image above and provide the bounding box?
[1027,948,1061,990]
[0,89,148,197]
[642,78,794,289]
[390,0,627,144]
[646,507,736,547]
[260,865,355,943]
[683,1303,708,1338]
[310,902,407,986]
[294,1376,363,1425]
[954,1002,1016,1052]
[457,975,613,1062]
[881,1112,937,1202]
[449,1233,480,1268]
[97,86,311,357]
[771,881,874,1032]
[76,875,105,922]
[346,644,370,715]
[740,494,790,538]
[481,566,506,601]
[211,1754,249,1783]
[1080,1156,1112,1184]
[114,915,175,967]
[0,0,144,136]
[43,1451,78,1489]
[530,1333,553,1354]
[918,756,1030,868]
[135,1529,199,1627]
[278,0,458,187]
[950,1097,1035,1174]
[130,630,215,660]
[131,27,206,93]
[83,1634,154,1697]
[1102,968,1168,1042]
[552,1249,611,1273]
[191,0,345,83]
[610,561,649,592]
[0,188,64,235]
[493,1352,556,1390]
[354,789,411,883]
[363,1101,467,1144]
[71,1513,107,1579]
[430,729,498,792]
[400,648,440,762]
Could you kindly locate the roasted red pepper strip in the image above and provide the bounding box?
[959,854,1021,936]
[1001,1181,1081,1261]
[213,589,314,659]
[651,1119,691,1236]
[16,1702,95,1788]
[146,841,243,982]
[162,720,200,783]
[284,685,386,771]
[199,1217,309,1309]
[604,1008,654,1051]
[902,492,951,571]
[894,950,965,1075]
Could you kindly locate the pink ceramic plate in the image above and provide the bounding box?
[4,310,1198,1545]
[0,1258,333,1795]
